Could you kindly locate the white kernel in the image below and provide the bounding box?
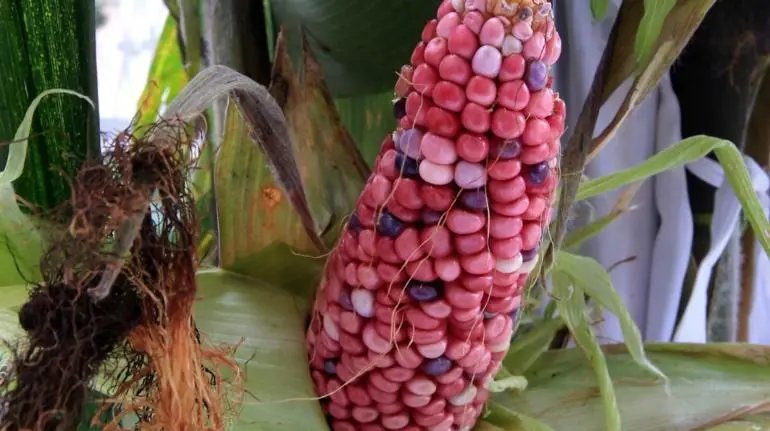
[449,384,478,406]
[502,35,523,56]
[451,0,465,13]
[519,255,539,274]
[489,341,509,352]
[323,313,339,341]
[495,254,523,273]
[351,288,375,317]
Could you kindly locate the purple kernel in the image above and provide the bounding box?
[518,6,533,20]
[521,247,538,262]
[323,359,337,375]
[421,356,453,376]
[377,211,405,237]
[525,60,548,92]
[398,128,423,159]
[395,151,420,177]
[407,282,441,302]
[489,137,522,160]
[421,209,444,225]
[347,212,362,233]
[339,288,354,311]
[526,162,549,185]
[459,188,488,210]
[393,97,407,119]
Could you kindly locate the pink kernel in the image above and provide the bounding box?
[421,132,458,164]
[472,45,502,78]
[426,106,461,137]
[490,108,526,140]
[522,118,552,146]
[479,17,505,47]
[512,21,533,41]
[544,31,562,65]
[461,103,491,134]
[424,37,449,68]
[456,133,489,162]
[447,24,479,60]
[412,63,438,96]
[432,80,467,112]
[437,11,461,38]
[497,80,531,111]
[411,42,425,66]
[422,19,438,43]
[524,32,546,60]
[499,54,526,81]
[527,88,555,118]
[466,75,497,106]
[447,209,486,234]
[438,54,472,85]
[462,10,484,33]
[419,160,454,186]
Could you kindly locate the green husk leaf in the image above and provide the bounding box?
[504,318,564,375]
[551,270,621,431]
[602,0,715,105]
[491,344,770,430]
[335,91,396,166]
[556,251,666,381]
[563,183,641,249]
[635,0,677,67]
[0,90,92,287]
[0,0,100,211]
[483,401,555,431]
[271,0,438,96]
[591,0,611,20]
[133,14,187,133]
[195,269,327,430]
[577,136,770,257]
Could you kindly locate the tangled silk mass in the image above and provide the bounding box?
[306,0,563,429]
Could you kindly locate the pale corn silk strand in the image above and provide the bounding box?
[672,156,770,343]
[305,0,564,429]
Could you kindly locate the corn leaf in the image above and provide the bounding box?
[133,14,188,133]
[591,0,611,20]
[504,318,564,375]
[0,0,100,211]
[195,269,327,430]
[563,183,641,249]
[491,344,770,430]
[551,270,621,431]
[576,136,770,257]
[271,0,440,96]
[556,251,666,381]
[602,0,714,105]
[216,34,367,295]
[335,91,397,166]
[0,90,92,287]
[483,402,555,431]
[634,0,677,67]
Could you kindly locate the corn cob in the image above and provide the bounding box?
[306,0,563,429]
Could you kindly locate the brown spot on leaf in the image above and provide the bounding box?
[262,186,283,210]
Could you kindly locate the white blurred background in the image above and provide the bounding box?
[95,0,167,132]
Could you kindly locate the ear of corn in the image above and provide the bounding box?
[306,0,564,429]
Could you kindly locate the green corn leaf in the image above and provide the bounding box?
[577,135,770,257]
[504,318,564,375]
[634,0,677,67]
[483,401,555,431]
[491,344,770,430]
[551,270,621,431]
[556,251,666,382]
[335,91,396,166]
[133,14,188,134]
[271,0,440,96]
[0,0,100,211]
[564,182,642,249]
[591,0,611,20]
[0,90,93,287]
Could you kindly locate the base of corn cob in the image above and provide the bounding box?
[306,0,563,429]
